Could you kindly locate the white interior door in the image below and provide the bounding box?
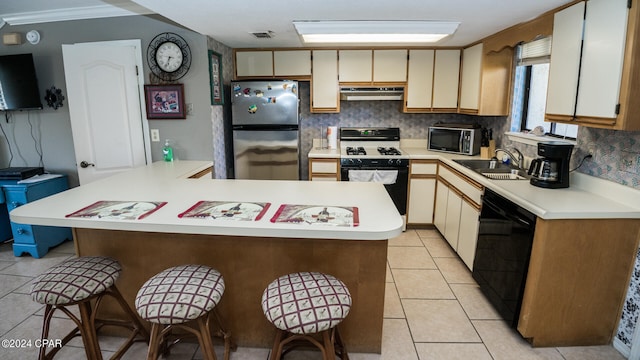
[62,40,150,185]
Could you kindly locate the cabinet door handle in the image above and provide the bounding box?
[11,201,22,208]
[16,228,26,235]
[80,161,95,168]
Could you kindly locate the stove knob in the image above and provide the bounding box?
[348,159,355,165]
[357,159,363,165]
[396,159,402,165]
[388,159,393,165]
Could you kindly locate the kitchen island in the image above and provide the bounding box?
[10,161,404,353]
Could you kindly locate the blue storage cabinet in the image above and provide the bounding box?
[0,188,13,242]
[1,176,72,258]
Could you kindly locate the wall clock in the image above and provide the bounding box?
[147,32,192,82]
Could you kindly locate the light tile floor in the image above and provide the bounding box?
[0,229,627,359]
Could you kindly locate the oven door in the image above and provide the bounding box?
[340,166,408,215]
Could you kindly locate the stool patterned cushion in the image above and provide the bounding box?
[31,256,121,305]
[135,265,225,325]
[262,272,351,335]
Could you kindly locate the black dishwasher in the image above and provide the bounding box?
[472,188,537,328]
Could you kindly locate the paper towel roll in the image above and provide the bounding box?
[327,126,338,149]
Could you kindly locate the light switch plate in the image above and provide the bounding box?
[151,129,160,142]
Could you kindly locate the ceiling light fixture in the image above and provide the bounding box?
[292,20,460,44]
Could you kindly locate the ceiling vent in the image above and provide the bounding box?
[251,31,275,39]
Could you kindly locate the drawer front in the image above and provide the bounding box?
[4,189,27,210]
[439,165,483,205]
[311,160,338,173]
[10,223,35,245]
[311,175,339,181]
[410,161,438,175]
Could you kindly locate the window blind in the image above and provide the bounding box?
[517,36,552,66]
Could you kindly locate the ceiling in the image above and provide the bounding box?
[0,0,574,48]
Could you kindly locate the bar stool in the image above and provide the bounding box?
[261,272,351,360]
[30,256,149,360]
[135,264,235,360]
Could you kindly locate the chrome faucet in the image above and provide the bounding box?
[495,148,524,169]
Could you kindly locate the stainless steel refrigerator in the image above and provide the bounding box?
[231,80,299,180]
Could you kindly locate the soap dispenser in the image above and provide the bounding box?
[162,139,173,162]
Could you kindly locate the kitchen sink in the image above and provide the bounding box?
[480,169,530,180]
[453,159,517,170]
[453,159,531,180]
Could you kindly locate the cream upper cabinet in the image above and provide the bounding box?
[273,50,311,76]
[459,43,483,111]
[373,49,407,82]
[547,0,629,123]
[405,49,435,109]
[235,51,273,77]
[433,49,461,110]
[575,0,628,118]
[546,2,586,117]
[405,49,460,111]
[338,50,373,82]
[311,50,339,111]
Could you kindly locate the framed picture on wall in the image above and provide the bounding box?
[144,84,186,119]
[208,50,224,105]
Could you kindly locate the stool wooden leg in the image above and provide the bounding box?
[195,315,217,360]
[334,327,349,360]
[38,305,55,360]
[269,329,285,360]
[210,308,236,360]
[109,285,150,340]
[322,330,336,360]
[146,323,163,360]
[77,300,103,360]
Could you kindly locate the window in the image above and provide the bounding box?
[511,37,578,139]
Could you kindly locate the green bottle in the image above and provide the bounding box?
[163,139,173,162]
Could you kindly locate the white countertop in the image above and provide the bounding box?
[308,138,640,220]
[10,161,404,240]
[401,146,640,220]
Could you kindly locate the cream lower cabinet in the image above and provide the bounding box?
[443,186,463,249]
[407,160,437,225]
[457,200,481,269]
[308,158,340,181]
[433,179,448,232]
[434,163,483,270]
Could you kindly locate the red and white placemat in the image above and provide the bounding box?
[270,205,359,227]
[178,201,270,221]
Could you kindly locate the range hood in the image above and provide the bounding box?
[340,87,404,101]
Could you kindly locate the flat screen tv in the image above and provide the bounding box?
[0,54,43,111]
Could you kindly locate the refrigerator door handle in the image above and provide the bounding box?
[232,124,299,131]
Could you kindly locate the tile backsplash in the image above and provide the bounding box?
[298,82,482,178]
[496,114,640,189]
[300,81,640,189]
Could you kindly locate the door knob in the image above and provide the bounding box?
[80,161,95,168]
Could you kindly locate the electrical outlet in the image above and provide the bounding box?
[617,151,638,173]
[587,145,596,157]
[150,129,160,142]
[186,103,194,115]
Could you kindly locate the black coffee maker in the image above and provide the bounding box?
[528,141,574,189]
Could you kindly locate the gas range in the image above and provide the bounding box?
[339,127,409,167]
[338,127,409,218]
[345,146,404,157]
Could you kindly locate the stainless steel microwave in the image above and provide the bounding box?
[428,124,481,155]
